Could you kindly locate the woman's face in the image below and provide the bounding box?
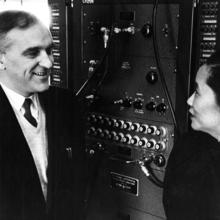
[187,64,220,135]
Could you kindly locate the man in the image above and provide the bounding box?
[0,10,86,220]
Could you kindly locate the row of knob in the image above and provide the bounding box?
[115,97,167,113]
[87,127,166,152]
[87,114,167,137]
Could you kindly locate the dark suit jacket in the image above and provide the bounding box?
[0,86,86,220]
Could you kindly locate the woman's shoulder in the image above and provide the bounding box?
[166,130,216,171]
[176,130,216,150]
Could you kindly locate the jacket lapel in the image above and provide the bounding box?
[0,86,46,208]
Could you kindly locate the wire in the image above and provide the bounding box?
[144,163,164,187]
[75,24,114,98]
[152,0,179,135]
[139,160,164,188]
[111,156,164,188]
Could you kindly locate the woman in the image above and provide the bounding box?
[163,50,220,220]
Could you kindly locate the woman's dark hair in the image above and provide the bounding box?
[206,50,220,106]
[0,10,38,50]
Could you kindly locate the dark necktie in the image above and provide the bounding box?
[23,98,38,127]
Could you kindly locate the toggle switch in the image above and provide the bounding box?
[100,27,110,48]
[153,154,166,167]
[156,103,167,114]
[146,101,156,111]
[133,98,143,109]
[141,22,153,38]
[146,71,158,84]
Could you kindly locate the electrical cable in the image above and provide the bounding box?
[92,48,109,96]
[142,162,163,188]
[75,24,114,98]
[112,156,164,188]
[135,0,179,188]
[141,166,163,188]
[137,156,164,188]
[152,0,180,135]
[142,0,167,188]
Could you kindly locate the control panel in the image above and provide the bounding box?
[86,113,174,171]
[82,1,194,220]
[48,0,194,219]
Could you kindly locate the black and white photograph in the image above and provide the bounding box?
[0,0,219,219]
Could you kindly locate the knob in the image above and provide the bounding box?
[87,126,96,136]
[117,132,124,142]
[88,60,99,73]
[155,126,167,137]
[122,26,135,35]
[96,128,103,137]
[153,154,166,167]
[122,134,132,144]
[130,136,140,145]
[86,142,104,156]
[138,137,148,147]
[122,97,132,107]
[115,119,124,129]
[96,115,103,124]
[114,27,122,34]
[147,126,157,135]
[146,71,158,84]
[141,23,153,38]
[100,27,110,48]
[110,131,117,140]
[123,121,132,130]
[147,139,156,149]
[110,119,117,127]
[103,117,111,126]
[96,142,104,151]
[133,99,143,109]
[162,24,169,37]
[130,123,140,132]
[145,101,156,111]
[102,129,110,139]
[104,117,113,127]
[139,124,148,133]
[87,114,97,123]
[155,141,166,151]
[86,146,95,156]
[156,103,167,113]
[88,21,101,36]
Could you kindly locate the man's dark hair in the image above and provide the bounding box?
[206,50,220,107]
[0,10,38,51]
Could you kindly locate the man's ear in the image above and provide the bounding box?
[0,52,6,70]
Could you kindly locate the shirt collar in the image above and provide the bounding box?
[0,83,38,112]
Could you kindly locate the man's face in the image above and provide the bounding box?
[1,23,54,97]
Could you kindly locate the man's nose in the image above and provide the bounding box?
[39,50,54,69]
